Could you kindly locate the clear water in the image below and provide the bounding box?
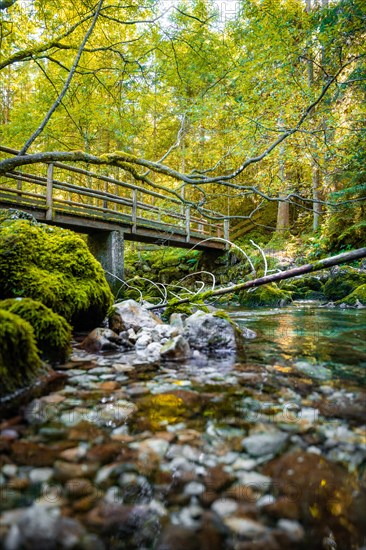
[229,302,366,386]
[1,303,366,549]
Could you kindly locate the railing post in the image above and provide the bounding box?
[132,189,137,233]
[224,218,230,249]
[185,206,190,243]
[46,163,54,221]
[17,179,23,198]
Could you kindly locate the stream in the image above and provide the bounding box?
[0,304,365,549]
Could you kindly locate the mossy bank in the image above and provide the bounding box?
[0,309,42,397]
[0,209,114,398]
[0,210,113,329]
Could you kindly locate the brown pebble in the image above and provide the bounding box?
[7,478,30,491]
[54,460,99,481]
[99,381,120,391]
[73,493,101,512]
[59,447,84,462]
[65,478,95,499]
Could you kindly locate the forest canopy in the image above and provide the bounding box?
[0,0,365,246]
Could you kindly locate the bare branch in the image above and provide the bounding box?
[18,0,104,156]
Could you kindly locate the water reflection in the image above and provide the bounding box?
[229,304,366,386]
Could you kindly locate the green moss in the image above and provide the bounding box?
[0,214,113,329]
[238,283,292,307]
[0,298,71,364]
[162,297,210,321]
[280,276,324,300]
[336,284,366,306]
[0,310,42,397]
[323,267,366,301]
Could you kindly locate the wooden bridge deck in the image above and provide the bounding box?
[0,146,227,251]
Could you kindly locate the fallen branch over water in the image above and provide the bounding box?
[147,247,366,310]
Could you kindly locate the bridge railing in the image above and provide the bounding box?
[0,146,228,243]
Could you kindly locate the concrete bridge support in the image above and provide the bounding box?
[88,229,124,296]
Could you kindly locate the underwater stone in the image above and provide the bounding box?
[242,432,288,457]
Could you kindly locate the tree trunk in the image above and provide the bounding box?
[276,195,290,230]
[312,160,321,230]
[276,131,290,231]
[148,247,366,309]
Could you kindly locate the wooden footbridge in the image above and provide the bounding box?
[0,146,228,290]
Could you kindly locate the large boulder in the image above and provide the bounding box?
[323,266,366,301]
[183,311,244,353]
[0,309,42,397]
[336,283,366,307]
[109,299,162,333]
[0,298,71,363]
[0,211,113,329]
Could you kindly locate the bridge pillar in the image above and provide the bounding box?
[88,230,124,296]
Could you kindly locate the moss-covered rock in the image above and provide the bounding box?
[322,266,366,301]
[0,213,113,329]
[238,283,292,307]
[0,310,42,396]
[162,297,210,321]
[0,298,71,363]
[336,284,366,307]
[280,276,325,300]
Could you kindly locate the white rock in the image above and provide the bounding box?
[137,438,169,458]
[183,481,205,496]
[232,457,257,471]
[277,519,305,541]
[167,444,201,462]
[2,465,17,477]
[95,464,117,485]
[242,432,288,457]
[224,517,267,538]
[136,342,162,362]
[257,494,276,507]
[135,332,153,349]
[235,471,272,493]
[148,499,168,518]
[174,504,203,528]
[168,457,193,472]
[29,468,54,484]
[211,498,238,517]
[110,299,161,333]
[151,324,178,341]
